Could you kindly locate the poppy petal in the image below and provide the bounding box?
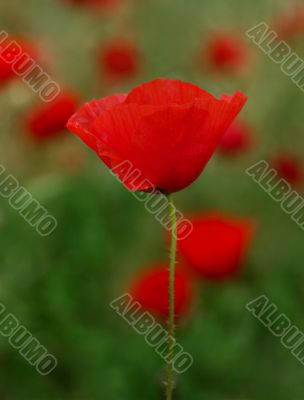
[91,103,160,191]
[125,78,215,106]
[66,94,126,153]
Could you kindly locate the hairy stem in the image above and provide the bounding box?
[166,194,177,400]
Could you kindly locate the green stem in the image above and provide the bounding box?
[166,194,177,400]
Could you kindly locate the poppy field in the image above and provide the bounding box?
[1,0,304,399]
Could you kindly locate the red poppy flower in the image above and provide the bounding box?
[25,92,79,141]
[205,33,249,73]
[130,264,193,320]
[0,37,40,87]
[272,154,303,185]
[67,78,247,193]
[99,39,139,81]
[177,213,255,280]
[218,121,253,155]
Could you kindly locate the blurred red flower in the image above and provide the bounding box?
[218,121,253,155]
[99,39,140,81]
[272,154,303,185]
[25,92,79,141]
[177,213,255,280]
[64,0,120,10]
[130,264,193,320]
[205,33,249,73]
[67,78,247,193]
[0,38,40,87]
[275,6,304,40]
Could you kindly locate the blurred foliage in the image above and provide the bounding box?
[1,0,304,399]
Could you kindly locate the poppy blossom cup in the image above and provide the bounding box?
[67,78,247,193]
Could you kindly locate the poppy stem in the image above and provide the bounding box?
[166,194,177,400]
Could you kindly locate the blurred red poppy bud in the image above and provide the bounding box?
[67,78,247,193]
[0,37,40,87]
[177,213,255,280]
[205,33,249,73]
[130,264,193,320]
[25,91,79,141]
[218,121,253,155]
[275,6,304,40]
[272,154,303,185]
[64,0,120,10]
[99,39,140,81]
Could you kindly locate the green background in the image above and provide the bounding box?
[0,0,304,399]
